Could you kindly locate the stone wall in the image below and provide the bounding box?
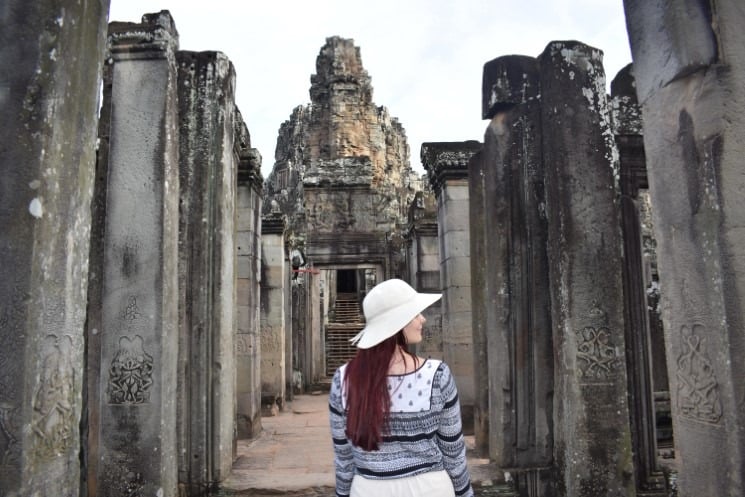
[0,1,109,495]
[624,1,745,495]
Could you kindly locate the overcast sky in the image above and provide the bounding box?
[108,0,632,178]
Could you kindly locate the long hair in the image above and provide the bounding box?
[343,331,415,450]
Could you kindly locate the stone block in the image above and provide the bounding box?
[482,54,539,118]
[236,231,254,256]
[445,311,473,341]
[623,0,717,104]
[440,234,471,261]
[236,254,253,279]
[443,183,470,202]
[443,258,472,288]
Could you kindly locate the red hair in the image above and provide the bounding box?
[344,332,414,450]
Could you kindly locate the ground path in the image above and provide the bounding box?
[218,393,517,496]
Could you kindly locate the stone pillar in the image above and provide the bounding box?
[176,50,238,487]
[467,150,489,458]
[291,273,305,394]
[0,1,109,495]
[406,191,442,360]
[86,12,180,497]
[422,141,481,430]
[236,148,263,439]
[540,41,635,497]
[285,250,294,403]
[611,64,667,495]
[261,215,288,413]
[624,1,745,495]
[478,54,554,491]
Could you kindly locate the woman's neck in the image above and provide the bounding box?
[388,346,420,375]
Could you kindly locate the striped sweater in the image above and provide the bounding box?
[328,359,474,497]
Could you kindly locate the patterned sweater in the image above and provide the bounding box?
[328,359,474,497]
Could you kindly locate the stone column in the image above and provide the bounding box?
[624,1,745,495]
[176,50,238,487]
[540,41,635,497]
[306,269,324,387]
[422,141,481,429]
[478,54,554,491]
[236,148,263,439]
[86,12,180,497]
[406,191,442,360]
[261,214,288,413]
[0,1,108,495]
[611,64,667,495]
[467,150,489,458]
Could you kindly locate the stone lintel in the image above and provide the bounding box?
[262,214,287,235]
[303,157,374,186]
[482,54,539,119]
[421,141,481,196]
[108,10,179,59]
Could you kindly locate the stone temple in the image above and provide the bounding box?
[1,2,744,497]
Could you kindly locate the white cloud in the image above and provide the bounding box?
[108,0,632,177]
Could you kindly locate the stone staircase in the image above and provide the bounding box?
[325,293,364,377]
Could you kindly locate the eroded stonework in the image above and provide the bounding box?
[264,36,420,255]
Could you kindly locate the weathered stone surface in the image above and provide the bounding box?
[624,1,745,495]
[236,142,263,440]
[0,1,109,495]
[540,40,635,497]
[176,50,239,486]
[86,11,180,497]
[423,141,481,430]
[263,37,422,388]
[406,191,443,360]
[482,54,540,119]
[623,0,717,104]
[612,65,667,495]
[474,55,553,489]
[260,215,288,412]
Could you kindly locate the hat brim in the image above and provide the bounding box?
[351,292,441,349]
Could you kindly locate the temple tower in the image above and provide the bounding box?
[264,37,421,387]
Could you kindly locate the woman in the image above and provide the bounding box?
[329,279,473,497]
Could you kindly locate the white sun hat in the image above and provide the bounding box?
[350,279,442,349]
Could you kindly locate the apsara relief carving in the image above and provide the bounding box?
[676,324,722,424]
[108,296,154,404]
[31,335,76,461]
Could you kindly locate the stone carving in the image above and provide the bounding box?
[235,334,252,356]
[108,335,154,405]
[121,295,142,322]
[576,326,621,379]
[676,324,722,424]
[576,301,620,379]
[31,335,75,461]
[0,402,19,467]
